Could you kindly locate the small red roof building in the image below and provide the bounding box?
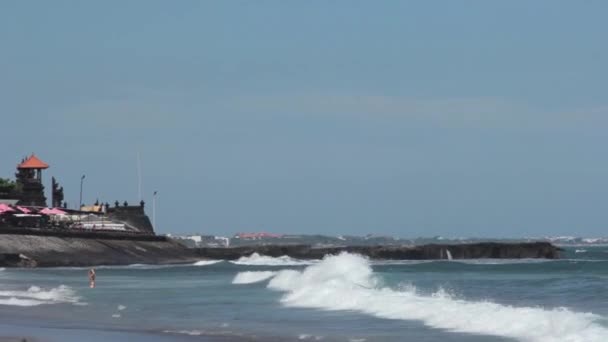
[18,154,49,169]
[235,232,283,239]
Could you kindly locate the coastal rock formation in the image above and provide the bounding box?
[195,242,561,260]
[0,231,560,268]
[0,253,37,267]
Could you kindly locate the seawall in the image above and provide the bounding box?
[0,232,198,267]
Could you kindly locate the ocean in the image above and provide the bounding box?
[0,246,607,342]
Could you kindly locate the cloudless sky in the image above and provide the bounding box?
[1,1,607,237]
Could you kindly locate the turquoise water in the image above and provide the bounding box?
[1,247,607,341]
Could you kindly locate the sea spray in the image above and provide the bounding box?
[263,252,608,342]
[230,253,316,266]
[0,285,81,307]
[192,260,223,266]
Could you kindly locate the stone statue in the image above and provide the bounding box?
[51,177,64,208]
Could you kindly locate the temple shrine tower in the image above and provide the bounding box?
[15,154,49,206]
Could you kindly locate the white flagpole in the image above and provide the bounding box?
[153,191,158,230]
[137,151,142,201]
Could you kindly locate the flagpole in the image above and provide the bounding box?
[137,151,142,201]
[79,174,86,209]
[152,191,158,230]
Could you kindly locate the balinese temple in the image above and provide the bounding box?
[15,154,49,206]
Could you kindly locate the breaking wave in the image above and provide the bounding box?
[163,328,249,339]
[232,271,277,284]
[449,258,552,265]
[256,253,608,342]
[230,253,315,266]
[0,285,81,307]
[192,260,223,266]
[122,264,174,269]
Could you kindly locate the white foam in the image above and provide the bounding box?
[45,264,166,270]
[264,252,608,342]
[164,330,203,336]
[0,285,81,307]
[298,334,324,340]
[0,297,48,306]
[193,260,223,266]
[575,249,587,253]
[371,260,434,265]
[163,329,246,338]
[232,271,277,284]
[118,304,127,311]
[124,264,178,269]
[372,259,553,266]
[230,253,315,266]
[452,259,552,265]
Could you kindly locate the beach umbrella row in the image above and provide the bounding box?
[0,203,13,214]
[0,204,67,216]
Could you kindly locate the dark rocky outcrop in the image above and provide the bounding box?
[0,253,37,267]
[195,242,561,260]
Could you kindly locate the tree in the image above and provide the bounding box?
[0,178,16,195]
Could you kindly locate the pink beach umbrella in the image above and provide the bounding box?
[39,208,53,215]
[16,206,31,214]
[0,203,15,214]
[50,208,67,215]
[40,207,66,215]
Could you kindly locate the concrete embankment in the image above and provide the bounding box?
[0,231,198,267]
[195,242,561,260]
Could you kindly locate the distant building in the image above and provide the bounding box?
[234,232,283,240]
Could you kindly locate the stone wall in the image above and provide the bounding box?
[0,233,197,267]
[106,205,155,234]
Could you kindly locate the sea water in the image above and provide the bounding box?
[1,247,607,341]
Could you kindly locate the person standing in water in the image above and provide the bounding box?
[88,268,96,288]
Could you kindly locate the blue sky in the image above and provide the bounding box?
[1,1,607,237]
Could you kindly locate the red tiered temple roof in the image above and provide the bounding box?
[17,154,49,169]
